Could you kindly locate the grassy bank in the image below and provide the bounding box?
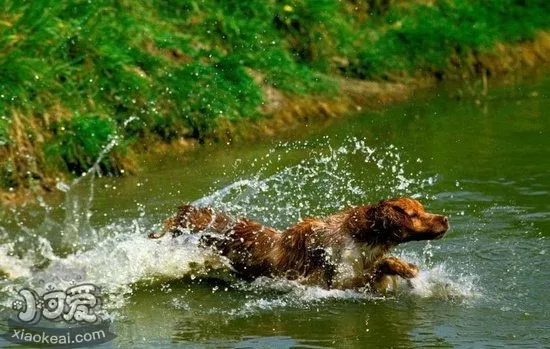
[1,0,550,201]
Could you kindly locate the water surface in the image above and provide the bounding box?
[1,72,549,348]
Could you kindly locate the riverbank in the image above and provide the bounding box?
[1,1,550,205]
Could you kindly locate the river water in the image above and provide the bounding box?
[1,72,549,348]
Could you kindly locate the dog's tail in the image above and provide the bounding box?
[148,204,232,239]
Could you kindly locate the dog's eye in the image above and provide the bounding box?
[408,212,419,218]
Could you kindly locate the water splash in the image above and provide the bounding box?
[0,243,33,280]
[0,136,476,318]
[198,137,435,228]
[57,115,138,248]
[216,277,378,317]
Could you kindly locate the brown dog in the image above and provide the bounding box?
[149,197,449,292]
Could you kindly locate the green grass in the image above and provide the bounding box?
[355,0,550,78]
[44,113,118,175]
[1,0,549,191]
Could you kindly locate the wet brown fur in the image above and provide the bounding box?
[149,197,449,291]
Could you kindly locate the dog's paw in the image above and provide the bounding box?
[378,257,419,279]
[402,262,419,278]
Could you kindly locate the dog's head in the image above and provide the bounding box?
[371,197,449,244]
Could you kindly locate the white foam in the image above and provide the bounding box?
[32,231,230,303]
[0,243,33,279]
[407,264,480,300]
[218,278,378,317]
[1,228,232,315]
[394,250,481,301]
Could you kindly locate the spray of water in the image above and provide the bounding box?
[57,115,139,247]
[197,137,434,228]
[0,136,479,318]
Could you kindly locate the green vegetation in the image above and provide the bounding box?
[1,0,549,194]
[44,113,118,174]
[356,0,550,78]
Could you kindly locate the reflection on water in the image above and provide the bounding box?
[1,72,550,347]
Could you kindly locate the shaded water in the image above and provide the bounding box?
[1,72,550,348]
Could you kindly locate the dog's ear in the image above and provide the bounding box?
[374,200,400,228]
[371,199,411,242]
[346,202,401,243]
[346,205,379,242]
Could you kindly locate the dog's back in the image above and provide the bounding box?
[207,218,281,278]
[150,205,282,278]
[149,204,231,238]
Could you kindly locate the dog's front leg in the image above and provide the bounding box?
[370,256,419,293]
[375,256,419,279]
